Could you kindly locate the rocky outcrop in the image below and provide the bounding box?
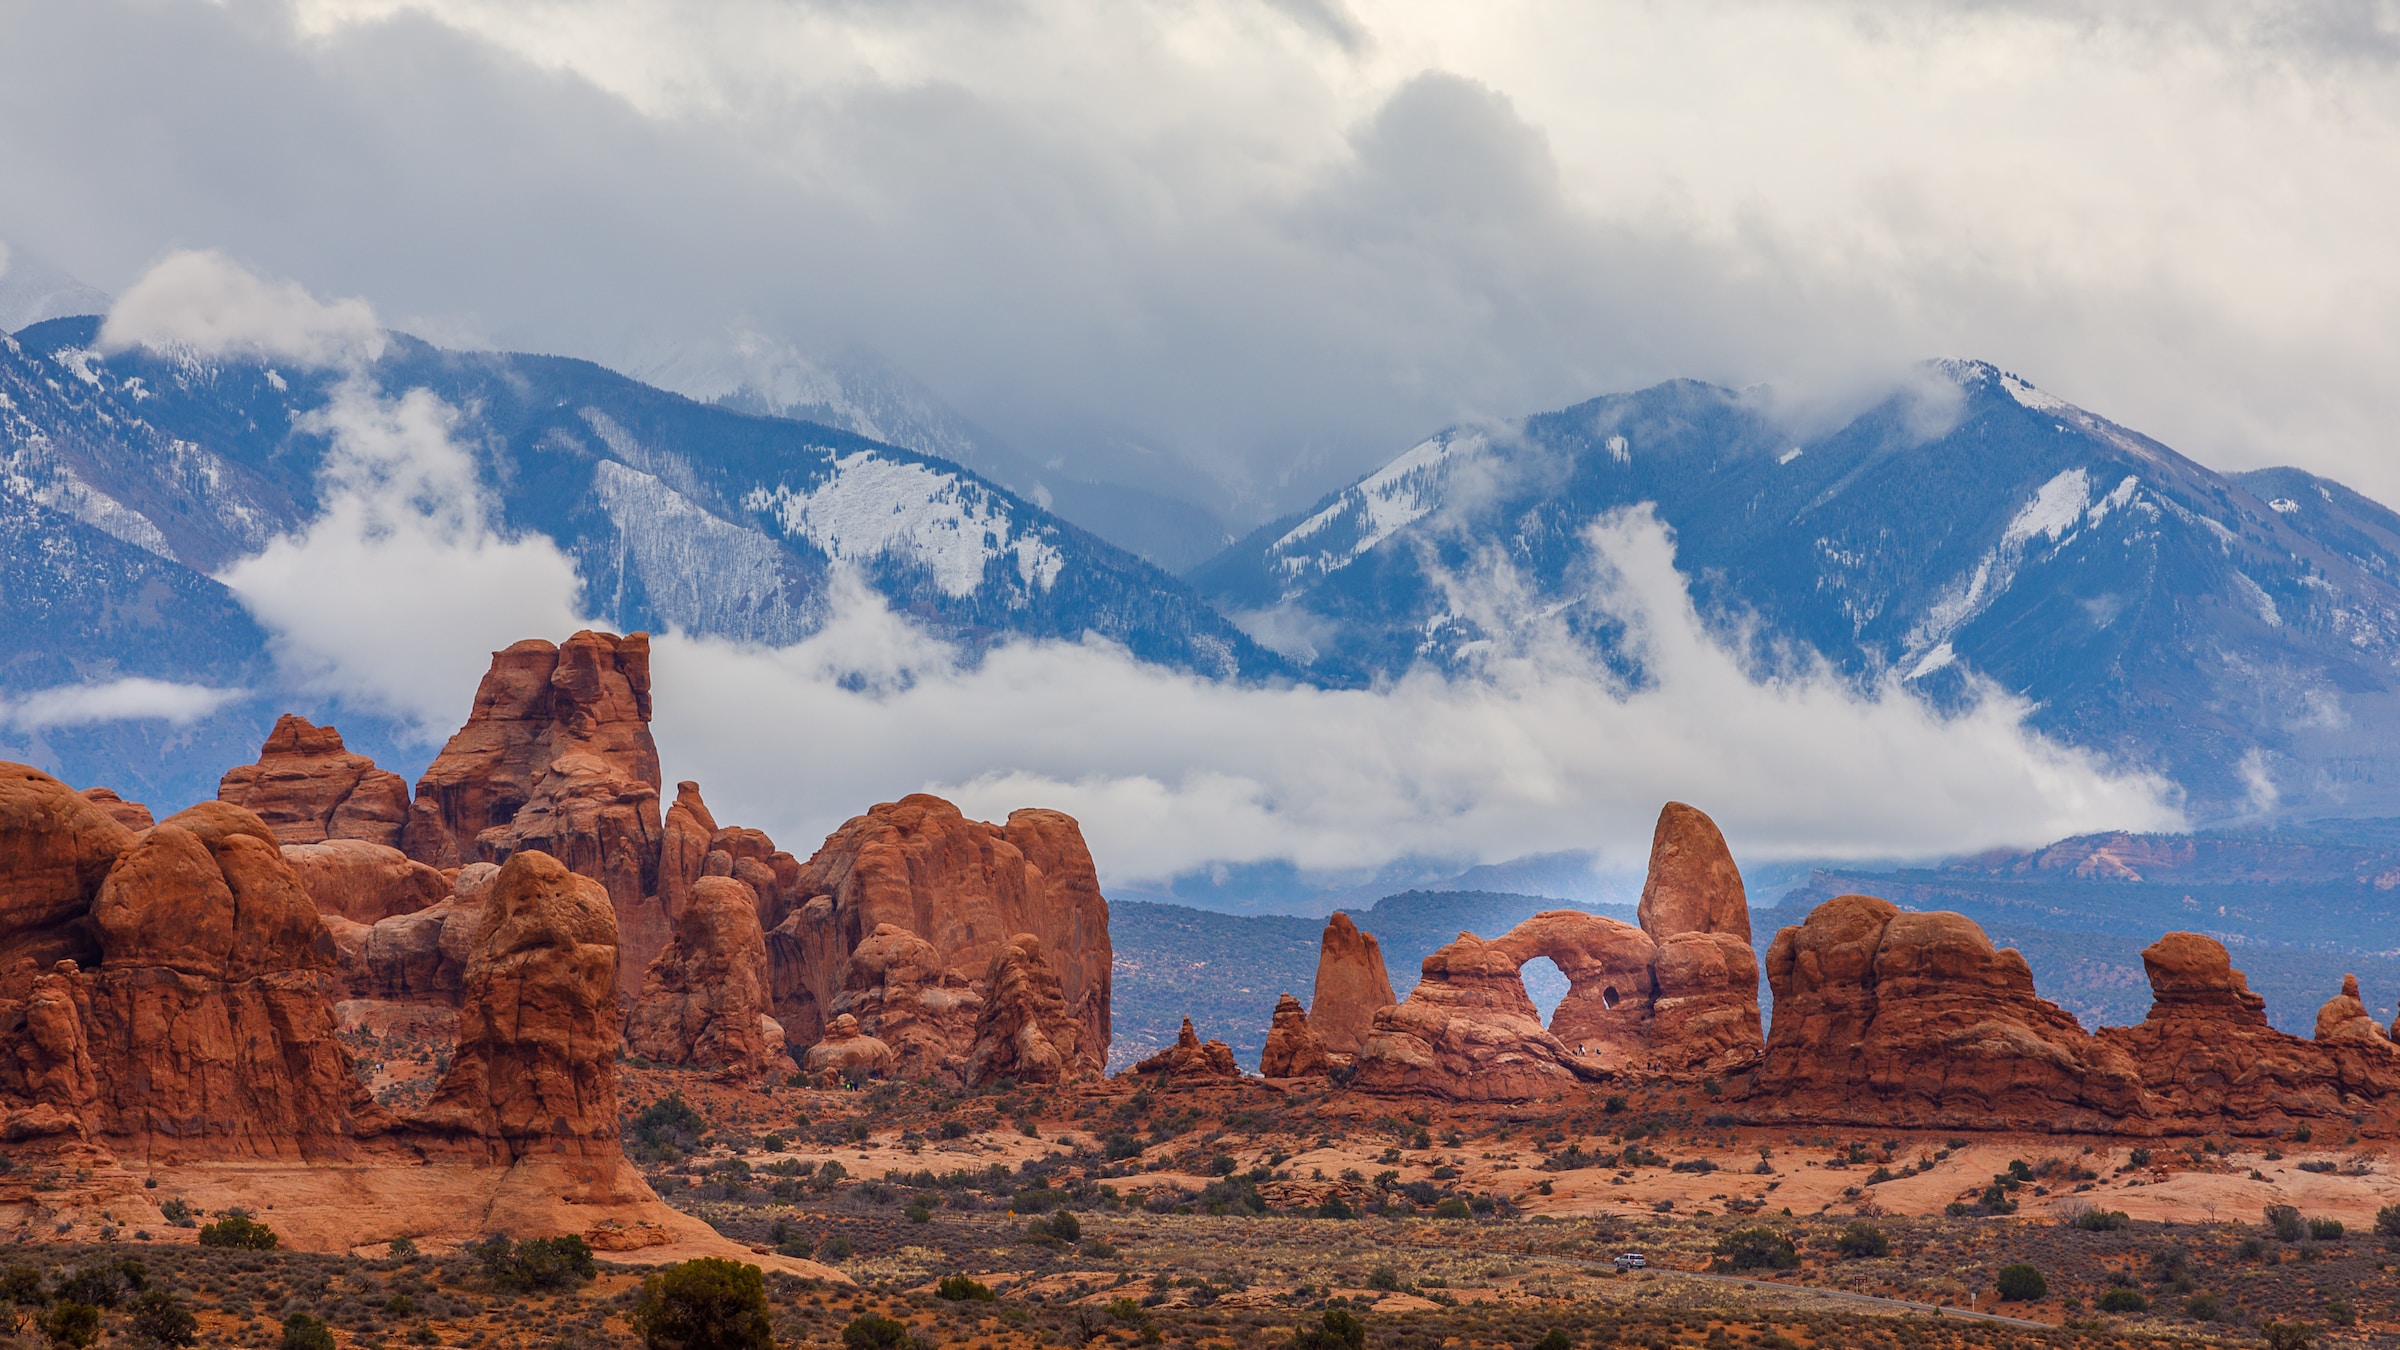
[626,876,783,1077]
[2,764,138,971]
[1133,1017,1242,1079]
[2096,934,2400,1131]
[776,794,1110,1078]
[1309,913,1396,1056]
[1352,933,1607,1101]
[217,715,411,847]
[1260,994,1330,1078]
[2316,974,2391,1047]
[963,934,1086,1087]
[828,923,981,1080]
[416,850,623,1160]
[1637,800,1750,939]
[802,1014,896,1079]
[1745,895,2150,1131]
[339,864,497,1005]
[402,633,668,990]
[281,839,450,925]
[1632,803,1763,1074]
[657,782,717,924]
[77,788,152,831]
[1492,909,1655,1063]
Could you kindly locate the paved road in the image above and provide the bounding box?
[1537,1255,2054,1330]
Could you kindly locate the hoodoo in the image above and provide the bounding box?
[1308,912,1396,1057]
[625,873,783,1077]
[1260,993,1330,1078]
[217,714,411,848]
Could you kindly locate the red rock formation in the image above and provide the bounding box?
[416,850,623,1160]
[1309,912,1396,1057]
[281,839,450,925]
[776,794,1110,1077]
[963,933,1087,1087]
[1260,994,1330,1078]
[829,923,981,1080]
[402,633,667,991]
[1632,802,1763,1074]
[77,788,152,831]
[803,1013,896,1079]
[217,715,410,847]
[2316,975,2391,1047]
[1352,933,1606,1101]
[2,764,137,970]
[626,876,783,1077]
[2096,934,2400,1131]
[657,782,717,924]
[1637,801,1750,940]
[1134,1017,1242,1079]
[1745,895,2149,1131]
[1492,910,1654,1062]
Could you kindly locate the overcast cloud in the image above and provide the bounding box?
[4,1,2398,521]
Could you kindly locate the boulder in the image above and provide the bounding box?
[1308,912,1396,1057]
[1133,1017,1242,1079]
[777,794,1110,1078]
[1,762,137,970]
[963,934,1086,1087]
[1351,933,1606,1101]
[281,839,450,925]
[2096,933,2400,1130]
[93,804,334,982]
[416,850,623,1161]
[403,632,668,991]
[77,788,153,831]
[217,715,411,847]
[1636,800,1750,940]
[1259,994,1330,1078]
[803,1013,896,1078]
[2316,974,2392,1047]
[626,875,782,1077]
[1745,895,2150,1131]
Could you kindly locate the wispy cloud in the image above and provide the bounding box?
[1,678,243,731]
[99,249,384,367]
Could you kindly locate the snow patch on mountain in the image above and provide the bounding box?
[1272,428,1487,584]
[591,459,816,641]
[743,452,1064,599]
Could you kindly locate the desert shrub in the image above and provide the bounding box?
[2097,1288,2149,1313]
[126,1290,198,1348]
[936,1275,994,1302]
[2072,1208,2131,1232]
[1714,1227,1799,1271]
[1315,1196,1356,1220]
[279,1312,337,1350]
[40,1301,100,1349]
[840,1314,910,1349]
[198,1214,278,1250]
[1366,1267,1401,1292]
[1994,1264,2047,1301]
[1044,1210,1082,1243]
[820,1236,856,1260]
[156,1199,195,1229]
[2378,1205,2400,1241]
[1834,1222,1889,1258]
[2184,1291,2226,1321]
[633,1259,774,1350]
[1533,1332,1572,1350]
[474,1233,595,1292]
[1430,1198,1470,1220]
[2309,1217,2345,1241]
[54,1262,143,1310]
[2267,1205,2307,1242]
[388,1236,418,1258]
[626,1093,708,1161]
[2264,1322,2318,1350]
[1287,1307,1367,1350]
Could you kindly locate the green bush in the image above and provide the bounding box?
[2072,1208,2131,1232]
[820,1236,856,1260]
[2184,1291,2226,1322]
[1834,1221,1889,1258]
[1532,1332,1571,1350]
[2309,1217,2345,1241]
[1994,1264,2047,1301]
[197,1213,278,1250]
[936,1275,994,1302]
[633,1258,774,1350]
[1044,1210,1081,1243]
[1714,1227,1799,1271]
[840,1313,910,1349]
[1430,1198,1470,1220]
[2264,1322,2318,1350]
[40,1302,100,1350]
[2377,1205,2400,1241]
[279,1312,337,1350]
[1315,1196,1356,1220]
[1287,1307,1367,1350]
[127,1290,198,1348]
[2097,1288,2149,1313]
[473,1234,596,1292]
[2267,1204,2306,1241]
[1365,1266,1401,1292]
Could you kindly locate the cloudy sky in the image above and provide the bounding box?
[6,0,2399,524]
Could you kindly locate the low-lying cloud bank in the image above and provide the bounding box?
[0,678,242,732]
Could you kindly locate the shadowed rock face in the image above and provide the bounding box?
[403,632,666,992]
[417,850,623,1161]
[1308,912,1395,1056]
[1133,1017,1242,1080]
[217,715,410,848]
[773,794,1109,1081]
[626,875,781,1078]
[1260,994,1330,1078]
[3,764,138,972]
[281,839,450,926]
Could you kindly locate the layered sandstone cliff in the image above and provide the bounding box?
[218,715,411,848]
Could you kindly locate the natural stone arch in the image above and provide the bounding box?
[1491,910,1656,1066]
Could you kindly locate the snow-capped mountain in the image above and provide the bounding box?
[0,241,110,333]
[1,315,1281,803]
[1191,360,2400,820]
